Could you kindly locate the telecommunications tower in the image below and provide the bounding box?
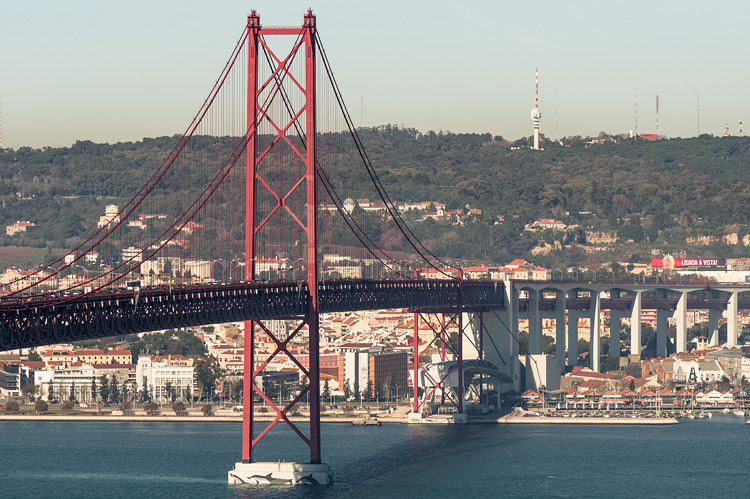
[531,68,541,149]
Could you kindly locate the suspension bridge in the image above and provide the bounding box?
[4,10,750,486]
[0,10,512,485]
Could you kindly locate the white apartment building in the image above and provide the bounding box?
[136,356,194,403]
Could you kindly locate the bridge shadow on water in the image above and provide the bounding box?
[231,423,526,499]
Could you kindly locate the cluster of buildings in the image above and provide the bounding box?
[521,345,750,411]
[0,346,198,406]
[320,198,482,223]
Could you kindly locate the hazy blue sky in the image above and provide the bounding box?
[1,0,748,148]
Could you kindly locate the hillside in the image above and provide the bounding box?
[1,129,749,269]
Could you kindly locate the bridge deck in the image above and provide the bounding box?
[0,279,505,351]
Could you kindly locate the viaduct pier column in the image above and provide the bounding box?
[725,291,739,346]
[675,291,687,353]
[568,309,579,367]
[528,289,541,355]
[505,282,520,391]
[630,291,642,359]
[590,291,601,372]
[609,290,621,359]
[609,313,621,358]
[708,307,722,346]
[656,290,669,358]
[555,291,566,371]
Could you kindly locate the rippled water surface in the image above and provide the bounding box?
[1,416,749,498]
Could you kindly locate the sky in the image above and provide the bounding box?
[1,0,749,149]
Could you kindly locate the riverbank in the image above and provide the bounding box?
[491,413,679,425]
[0,412,679,425]
[0,412,411,424]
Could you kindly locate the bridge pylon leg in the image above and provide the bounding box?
[408,310,466,423]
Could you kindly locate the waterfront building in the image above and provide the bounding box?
[337,345,407,399]
[35,365,98,403]
[673,359,724,383]
[0,361,24,397]
[136,356,194,403]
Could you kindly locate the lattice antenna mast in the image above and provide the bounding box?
[635,94,638,136]
[656,94,659,136]
[697,93,700,136]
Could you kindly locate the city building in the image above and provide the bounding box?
[35,366,99,403]
[136,356,194,403]
[337,346,407,399]
[6,221,37,236]
[97,205,121,228]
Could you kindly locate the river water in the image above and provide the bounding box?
[1,415,748,498]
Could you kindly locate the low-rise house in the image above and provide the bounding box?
[6,221,37,236]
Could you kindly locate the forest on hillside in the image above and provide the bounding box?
[0,128,749,269]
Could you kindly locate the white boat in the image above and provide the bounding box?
[723,408,731,414]
[733,409,745,417]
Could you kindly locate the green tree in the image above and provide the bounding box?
[28,351,42,361]
[109,375,119,403]
[578,338,590,355]
[201,404,213,416]
[231,379,243,402]
[143,401,159,415]
[5,401,20,412]
[140,376,150,403]
[375,381,385,401]
[165,380,175,403]
[343,379,352,400]
[194,357,225,402]
[91,378,97,403]
[61,400,74,411]
[119,398,133,413]
[47,384,54,403]
[172,400,187,414]
[99,375,110,403]
[21,383,37,403]
[602,356,620,372]
[35,399,49,414]
[362,380,373,402]
[321,380,331,402]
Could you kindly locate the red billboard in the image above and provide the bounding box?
[651,256,726,269]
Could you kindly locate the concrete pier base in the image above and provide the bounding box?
[228,462,333,485]
[408,412,422,423]
[453,413,467,423]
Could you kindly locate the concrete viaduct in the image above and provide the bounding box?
[461,281,750,390]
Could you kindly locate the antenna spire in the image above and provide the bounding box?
[531,69,541,149]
